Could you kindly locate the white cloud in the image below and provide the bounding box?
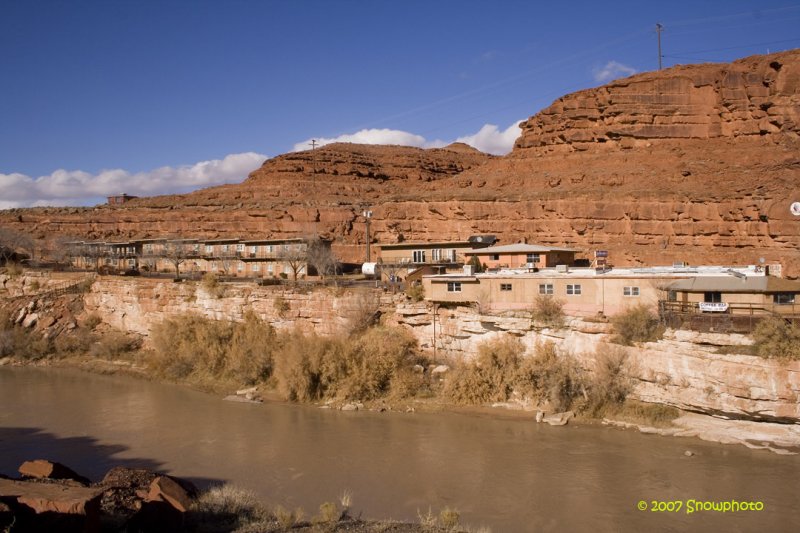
[593,61,637,83]
[453,122,522,155]
[293,129,428,152]
[0,152,267,208]
[294,120,522,157]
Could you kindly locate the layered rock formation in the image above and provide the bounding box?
[1,50,799,274]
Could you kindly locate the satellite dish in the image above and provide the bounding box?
[791,202,800,216]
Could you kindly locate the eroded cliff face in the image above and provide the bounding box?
[1,51,799,274]
[75,278,800,425]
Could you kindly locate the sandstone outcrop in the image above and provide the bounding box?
[1,51,799,275]
[0,462,198,533]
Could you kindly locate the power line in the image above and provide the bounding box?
[664,38,800,58]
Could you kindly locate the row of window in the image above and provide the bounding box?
[445,283,641,296]
[412,249,458,263]
[141,243,296,254]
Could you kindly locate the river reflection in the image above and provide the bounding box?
[1,367,798,532]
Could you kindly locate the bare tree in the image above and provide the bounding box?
[277,242,307,281]
[0,228,34,265]
[306,237,337,280]
[162,239,191,280]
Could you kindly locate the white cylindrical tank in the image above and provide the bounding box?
[362,262,377,276]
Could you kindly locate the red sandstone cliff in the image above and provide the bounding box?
[1,51,799,274]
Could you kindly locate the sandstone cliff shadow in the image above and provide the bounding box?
[0,427,221,489]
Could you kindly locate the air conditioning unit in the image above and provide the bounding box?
[463,265,475,276]
[556,264,569,273]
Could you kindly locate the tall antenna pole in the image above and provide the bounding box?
[309,139,318,233]
[656,23,664,70]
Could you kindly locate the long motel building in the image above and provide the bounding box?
[66,237,328,278]
[422,264,799,318]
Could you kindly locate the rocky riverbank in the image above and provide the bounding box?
[0,459,471,533]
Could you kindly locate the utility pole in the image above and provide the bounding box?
[656,23,664,70]
[309,139,318,234]
[363,209,373,262]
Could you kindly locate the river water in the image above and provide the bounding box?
[1,367,798,532]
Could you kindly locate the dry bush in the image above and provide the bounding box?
[272,326,421,402]
[515,341,584,412]
[531,294,565,328]
[274,505,304,529]
[190,484,273,533]
[200,273,225,298]
[580,345,633,417]
[316,501,340,524]
[148,312,274,383]
[83,313,102,330]
[89,330,142,359]
[0,327,52,360]
[752,316,800,361]
[614,400,680,427]
[344,291,381,335]
[443,336,525,405]
[5,262,23,278]
[439,507,461,530]
[272,329,344,402]
[53,327,96,356]
[611,304,663,345]
[273,296,290,317]
[406,283,425,302]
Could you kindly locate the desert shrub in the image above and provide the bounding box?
[28,280,41,292]
[83,313,102,330]
[611,304,663,345]
[6,262,23,278]
[272,329,344,402]
[53,327,96,356]
[316,502,340,524]
[190,484,272,533]
[580,345,633,417]
[344,291,381,335]
[515,341,584,412]
[406,283,425,302]
[273,296,290,317]
[148,312,274,383]
[89,330,142,359]
[274,505,303,529]
[531,294,565,328]
[0,327,52,360]
[439,507,461,530]
[200,273,225,298]
[752,316,800,361]
[614,400,680,427]
[272,325,421,402]
[443,336,525,405]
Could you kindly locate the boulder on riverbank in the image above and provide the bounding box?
[1,461,198,533]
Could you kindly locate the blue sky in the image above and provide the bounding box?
[1,0,799,207]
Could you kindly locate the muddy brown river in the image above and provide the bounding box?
[1,367,798,532]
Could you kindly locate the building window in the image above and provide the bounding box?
[266,263,273,273]
[623,286,640,297]
[704,292,722,303]
[205,245,213,254]
[144,244,153,253]
[265,245,273,253]
[253,263,260,272]
[539,283,554,295]
[413,250,426,263]
[526,253,540,264]
[774,293,796,305]
[432,249,441,261]
[236,244,245,252]
[668,291,677,302]
[566,284,581,295]
[447,282,462,292]
[237,262,243,272]
[490,254,500,261]
[250,246,257,254]
[500,283,512,291]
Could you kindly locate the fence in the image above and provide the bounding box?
[659,300,800,333]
